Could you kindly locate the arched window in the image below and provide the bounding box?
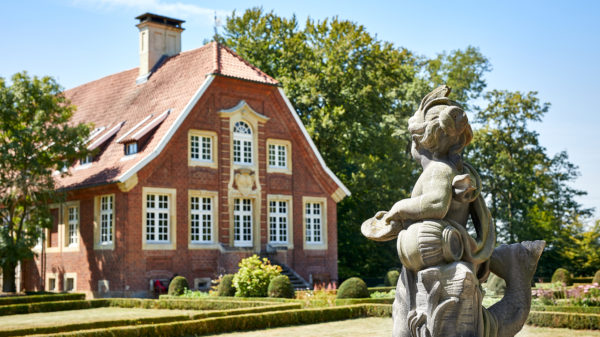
[233,121,252,165]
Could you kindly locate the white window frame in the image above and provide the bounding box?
[46,273,58,292]
[146,194,170,243]
[80,154,93,166]
[142,187,176,250]
[233,121,253,165]
[100,195,114,245]
[269,200,289,244]
[189,130,217,168]
[233,198,253,247]
[266,139,292,174]
[188,190,219,249]
[67,206,79,246]
[125,142,138,156]
[303,196,328,250]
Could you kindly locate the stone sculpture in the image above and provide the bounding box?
[361,86,545,337]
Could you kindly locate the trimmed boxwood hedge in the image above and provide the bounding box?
[0,303,303,337]
[530,305,600,314]
[31,304,393,337]
[527,311,600,330]
[335,298,394,305]
[367,286,395,294]
[0,314,189,337]
[0,293,85,306]
[0,299,109,316]
[107,298,278,311]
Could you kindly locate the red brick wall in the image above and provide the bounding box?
[24,76,342,296]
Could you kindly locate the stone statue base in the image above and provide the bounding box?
[392,240,545,337]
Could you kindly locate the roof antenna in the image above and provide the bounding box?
[213,11,221,42]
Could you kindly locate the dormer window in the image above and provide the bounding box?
[125,142,138,156]
[233,121,252,165]
[80,155,93,166]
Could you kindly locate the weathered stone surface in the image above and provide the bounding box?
[362,85,544,337]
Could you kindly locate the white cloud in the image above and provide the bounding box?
[71,0,229,24]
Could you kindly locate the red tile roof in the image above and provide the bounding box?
[58,42,277,190]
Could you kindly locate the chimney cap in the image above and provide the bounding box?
[135,13,185,29]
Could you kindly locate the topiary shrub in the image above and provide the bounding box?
[484,273,506,295]
[552,268,573,286]
[268,275,295,298]
[233,255,282,297]
[168,276,189,296]
[336,277,369,299]
[384,270,400,287]
[593,270,600,285]
[218,274,236,297]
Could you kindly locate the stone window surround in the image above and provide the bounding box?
[188,189,219,249]
[267,194,294,249]
[46,272,58,292]
[188,129,218,168]
[64,272,77,292]
[302,196,328,250]
[266,139,292,175]
[142,187,177,250]
[64,202,80,250]
[94,194,115,250]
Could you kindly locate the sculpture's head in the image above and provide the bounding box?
[408,85,472,166]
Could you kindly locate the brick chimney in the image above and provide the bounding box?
[135,13,184,83]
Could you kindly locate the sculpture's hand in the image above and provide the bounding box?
[375,210,387,220]
[381,200,404,224]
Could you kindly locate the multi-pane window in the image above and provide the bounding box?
[146,194,170,242]
[190,135,212,162]
[233,198,252,246]
[268,144,287,168]
[100,195,114,244]
[190,196,212,243]
[80,155,93,165]
[48,277,56,291]
[305,202,323,244]
[233,121,252,165]
[125,142,138,155]
[68,206,79,246]
[65,277,75,292]
[269,201,288,244]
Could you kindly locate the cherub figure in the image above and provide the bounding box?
[361,86,544,337]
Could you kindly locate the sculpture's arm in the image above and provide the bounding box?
[381,166,453,223]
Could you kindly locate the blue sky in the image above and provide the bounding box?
[1,0,599,219]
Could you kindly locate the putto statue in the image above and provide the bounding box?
[362,86,545,337]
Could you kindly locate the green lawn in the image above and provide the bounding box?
[0,307,197,331]
[204,317,600,337]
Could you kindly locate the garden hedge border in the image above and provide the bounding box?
[335,298,394,305]
[527,311,600,330]
[0,303,302,337]
[367,287,395,294]
[0,299,108,316]
[530,305,600,314]
[0,298,288,316]
[0,293,85,306]
[25,304,393,337]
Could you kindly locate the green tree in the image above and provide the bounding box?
[0,72,90,292]
[221,8,490,279]
[465,90,592,277]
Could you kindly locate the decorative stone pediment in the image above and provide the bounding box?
[218,100,269,123]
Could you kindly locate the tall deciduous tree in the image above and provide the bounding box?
[221,8,491,279]
[0,72,90,292]
[466,90,593,277]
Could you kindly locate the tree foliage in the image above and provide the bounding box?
[465,90,593,277]
[0,72,90,292]
[221,8,490,279]
[221,8,593,280]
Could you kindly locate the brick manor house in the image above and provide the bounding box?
[22,13,350,297]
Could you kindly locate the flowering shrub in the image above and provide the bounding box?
[570,283,600,307]
[232,255,281,297]
[532,282,600,306]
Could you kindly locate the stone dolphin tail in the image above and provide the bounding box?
[488,240,546,337]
